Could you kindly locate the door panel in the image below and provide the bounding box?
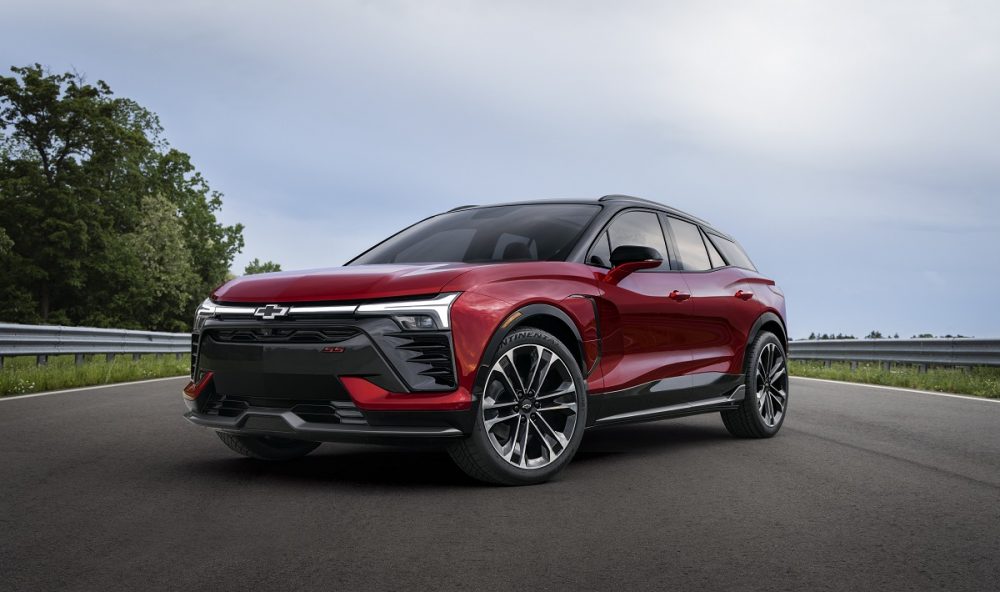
[680,268,756,375]
[596,271,698,395]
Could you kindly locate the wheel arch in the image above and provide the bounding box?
[746,311,788,353]
[471,303,587,401]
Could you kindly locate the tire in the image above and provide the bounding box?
[448,327,588,485]
[721,331,789,438]
[216,431,320,461]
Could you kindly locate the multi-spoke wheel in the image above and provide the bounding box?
[721,331,789,438]
[482,344,579,469]
[755,342,788,427]
[448,328,587,485]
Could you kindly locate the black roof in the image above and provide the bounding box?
[595,194,713,228]
[447,195,724,237]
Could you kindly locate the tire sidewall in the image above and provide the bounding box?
[469,328,588,484]
[744,332,788,436]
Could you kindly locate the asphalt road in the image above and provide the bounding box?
[2,377,999,592]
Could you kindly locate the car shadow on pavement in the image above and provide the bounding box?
[574,420,733,463]
[183,443,474,488]
[179,419,733,488]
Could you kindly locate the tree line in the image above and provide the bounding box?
[0,64,277,332]
[805,331,970,340]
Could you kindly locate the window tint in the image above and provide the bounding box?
[492,233,538,261]
[605,211,669,269]
[666,217,711,271]
[392,228,476,263]
[702,229,726,268]
[350,204,600,265]
[707,233,757,271]
[587,231,612,267]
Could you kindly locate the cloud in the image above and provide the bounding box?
[2,0,999,336]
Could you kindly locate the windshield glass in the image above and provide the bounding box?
[349,204,601,265]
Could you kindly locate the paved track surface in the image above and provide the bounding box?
[2,377,999,591]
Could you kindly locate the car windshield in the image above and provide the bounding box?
[349,203,601,265]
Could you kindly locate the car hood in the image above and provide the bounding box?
[212,263,476,303]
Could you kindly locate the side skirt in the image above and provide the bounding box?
[588,373,745,428]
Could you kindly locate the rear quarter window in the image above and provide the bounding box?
[707,233,757,271]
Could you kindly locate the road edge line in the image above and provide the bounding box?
[0,375,187,402]
[791,376,1000,404]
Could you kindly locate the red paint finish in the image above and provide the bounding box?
[590,269,699,393]
[444,264,605,400]
[201,259,784,409]
[182,371,214,401]
[604,259,660,284]
[680,268,784,375]
[212,263,475,303]
[339,376,472,411]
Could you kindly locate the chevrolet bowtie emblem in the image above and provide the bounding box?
[254,304,289,320]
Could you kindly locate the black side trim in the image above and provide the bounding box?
[588,372,744,427]
[582,295,602,375]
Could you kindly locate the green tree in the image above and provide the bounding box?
[107,195,200,331]
[244,258,282,275]
[0,64,244,330]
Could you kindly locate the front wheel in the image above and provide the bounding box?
[216,431,320,461]
[448,327,587,485]
[721,331,789,438]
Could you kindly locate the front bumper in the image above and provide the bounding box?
[184,315,474,442]
[185,407,464,444]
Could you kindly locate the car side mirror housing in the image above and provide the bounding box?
[605,245,662,284]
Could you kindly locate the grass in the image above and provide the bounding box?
[0,354,188,398]
[788,360,1000,399]
[4,353,997,400]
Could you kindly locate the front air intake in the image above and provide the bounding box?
[389,332,457,389]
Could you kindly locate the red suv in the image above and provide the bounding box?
[183,195,788,485]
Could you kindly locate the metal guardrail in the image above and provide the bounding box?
[0,322,189,368]
[3,322,997,371]
[788,338,1000,368]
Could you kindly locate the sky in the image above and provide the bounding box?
[2,0,998,338]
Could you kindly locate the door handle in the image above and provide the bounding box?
[735,290,754,301]
[668,290,691,302]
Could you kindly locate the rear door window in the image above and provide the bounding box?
[665,217,711,271]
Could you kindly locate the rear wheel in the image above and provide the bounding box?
[721,331,788,438]
[216,431,320,461]
[448,327,587,485]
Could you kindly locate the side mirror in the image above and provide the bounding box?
[605,245,662,284]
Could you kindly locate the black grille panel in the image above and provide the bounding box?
[201,394,367,425]
[209,327,359,343]
[201,396,248,418]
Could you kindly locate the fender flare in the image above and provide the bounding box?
[470,303,586,402]
[745,311,788,353]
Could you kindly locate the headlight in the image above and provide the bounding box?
[193,298,216,332]
[356,292,460,330]
[393,314,438,331]
[196,298,217,317]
